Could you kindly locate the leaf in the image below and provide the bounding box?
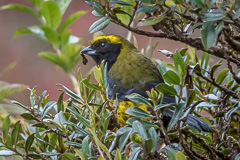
[41,26,60,47]
[57,0,72,14]
[156,84,177,95]
[163,70,180,85]
[186,90,196,108]
[2,115,10,142]
[25,134,35,153]
[154,103,176,111]
[67,107,90,127]
[145,139,153,153]
[130,132,142,144]
[235,153,240,160]
[42,101,57,118]
[128,147,142,160]
[59,11,86,32]
[89,17,110,33]
[118,129,132,152]
[0,82,28,101]
[137,5,158,13]
[173,51,186,78]
[132,121,148,140]
[21,113,35,120]
[110,0,133,6]
[125,93,151,107]
[201,21,217,49]
[57,92,64,113]
[40,152,59,156]
[225,105,240,121]
[215,68,229,84]
[39,52,62,66]
[138,15,164,26]
[125,107,153,119]
[58,153,78,160]
[166,146,177,160]
[148,127,158,152]
[116,148,122,160]
[11,121,21,145]
[167,103,185,131]
[126,117,159,130]
[156,60,167,74]
[0,150,15,156]
[0,61,17,76]
[175,151,186,160]
[82,79,101,90]
[202,9,226,21]
[89,129,112,160]
[0,4,38,17]
[40,1,61,30]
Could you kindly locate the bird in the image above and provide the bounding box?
[81,34,213,132]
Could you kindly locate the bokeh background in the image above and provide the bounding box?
[0,0,183,105]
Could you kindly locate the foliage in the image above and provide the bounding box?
[1,0,240,160]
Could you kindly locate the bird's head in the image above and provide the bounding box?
[81,35,137,67]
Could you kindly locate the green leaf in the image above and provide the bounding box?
[11,121,21,145]
[132,121,148,140]
[57,92,64,113]
[65,141,82,147]
[225,105,240,121]
[215,68,229,84]
[156,60,167,74]
[67,107,90,127]
[39,52,62,66]
[129,147,142,160]
[59,11,86,32]
[166,146,177,160]
[82,136,89,160]
[41,26,59,47]
[40,1,61,30]
[82,79,101,90]
[137,0,155,3]
[42,101,56,118]
[0,4,38,17]
[138,15,164,26]
[130,132,142,144]
[118,129,132,152]
[14,26,47,41]
[89,17,110,33]
[163,70,180,85]
[58,153,78,160]
[154,103,176,111]
[116,148,122,160]
[126,117,159,130]
[38,90,47,109]
[173,51,186,78]
[126,93,151,107]
[175,151,187,160]
[156,84,177,95]
[2,115,10,142]
[57,0,72,14]
[30,87,36,107]
[235,153,240,160]
[12,100,30,111]
[202,9,226,21]
[186,90,196,108]
[167,103,185,131]
[125,107,153,119]
[110,0,133,6]
[0,150,15,156]
[40,152,59,156]
[148,127,158,152]
[201,21,217,49]
[25,134,35,153]
[0,82,28,101]
[145,138,153,153]
[21,113,35,120]
[137,5,158,13]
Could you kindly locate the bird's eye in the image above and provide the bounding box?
[100,42,106,48]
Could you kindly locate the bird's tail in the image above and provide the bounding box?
[162,110,214,132]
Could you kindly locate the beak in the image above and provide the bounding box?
[81,46,97,55]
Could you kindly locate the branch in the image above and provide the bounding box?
[108,14,240,66]
[197,73,239,99]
